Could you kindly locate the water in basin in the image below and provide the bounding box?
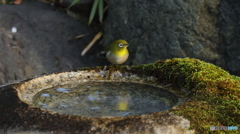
[33,82,178,117]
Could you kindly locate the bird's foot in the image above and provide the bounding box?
[103,65,107,71]
[126,65,131,71]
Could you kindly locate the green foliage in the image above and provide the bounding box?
[98,0,104,23]
[68,0,83,8]
[69,0,104,25]
[89,0,99,25]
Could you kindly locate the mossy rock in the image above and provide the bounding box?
[0,58,239,134]
[80,57,240,133]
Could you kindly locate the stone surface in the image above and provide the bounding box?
[0,1,106,84]
[0,69,193,134]
[0,58,238,133]
[219,0,240,76]
[103,0,240,76]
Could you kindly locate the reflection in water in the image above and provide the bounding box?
[56,88,71,93]
[88,91,101,110]
[116,90,130,111]
[33,82,178,117]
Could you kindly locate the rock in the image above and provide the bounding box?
[0,59,195,134]
[219,0,240,76]
[1,58,238,133]
[103,0,240,76]
[0,1,106,84]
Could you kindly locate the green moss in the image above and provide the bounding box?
[132,58,240,134]
[79,58,240,133]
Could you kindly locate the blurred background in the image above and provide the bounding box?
[0,0,239,84]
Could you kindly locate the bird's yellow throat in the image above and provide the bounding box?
[106,39,129,64]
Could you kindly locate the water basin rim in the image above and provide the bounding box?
[12,70,187,116]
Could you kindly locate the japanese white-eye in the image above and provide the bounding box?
[106,39,129,64]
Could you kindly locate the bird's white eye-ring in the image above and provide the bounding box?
[119,43,124,47]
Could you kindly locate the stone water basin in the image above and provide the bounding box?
[0,68,192,134]
[33,81,178,117]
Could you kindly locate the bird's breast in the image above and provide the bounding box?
[106,51,129,64]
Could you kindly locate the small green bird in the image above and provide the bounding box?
[106,39,129,64]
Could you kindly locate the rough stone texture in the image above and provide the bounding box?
[0,1,107,84]
[219,0,240,76]
[103,0,240,76]
[0,70,194,134]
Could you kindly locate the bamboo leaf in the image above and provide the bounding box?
[98,0,104,23]
[89,0,99,25]
[68,0,83,9]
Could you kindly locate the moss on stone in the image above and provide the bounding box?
[77,58,239,133]
[132,58,240,134]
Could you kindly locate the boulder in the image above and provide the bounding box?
[103,0,240,76]
[0,1,106,84]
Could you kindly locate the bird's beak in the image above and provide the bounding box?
[124,44,129,47]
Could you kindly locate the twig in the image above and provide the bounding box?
[81,32,103,56]
[70,32,92,40]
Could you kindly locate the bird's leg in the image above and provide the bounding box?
[98,65,108,77]
[103,65,107,71]
[126,65,131,71]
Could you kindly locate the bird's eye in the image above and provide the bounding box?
[119,43,123,47]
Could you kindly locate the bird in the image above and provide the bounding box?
[106,39,129,64]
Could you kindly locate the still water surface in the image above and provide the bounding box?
[33,82,177,117]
